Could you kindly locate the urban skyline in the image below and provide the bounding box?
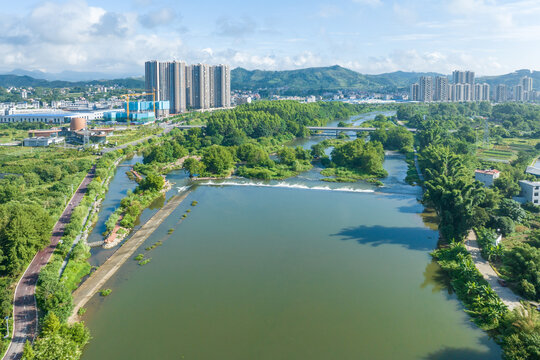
[411,71,536,103]
[145,60,231,113]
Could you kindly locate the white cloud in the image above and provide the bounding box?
[139,8,178,28]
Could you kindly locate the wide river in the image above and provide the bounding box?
[81,111,501,360]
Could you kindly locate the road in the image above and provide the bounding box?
[2,166,96,360]
[465,230,523,310]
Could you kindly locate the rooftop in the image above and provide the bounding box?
[475,169,500,175]
[526,166,540,177]
[519,180,540,186]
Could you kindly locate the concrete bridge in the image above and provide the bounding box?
[306,126,417,136]
[173,124,417,134]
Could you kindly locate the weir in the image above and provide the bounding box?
[69,189,192,323]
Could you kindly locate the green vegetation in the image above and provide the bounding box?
[232,65,441,94]
[432,242,506,329]
[138,259,151,266]
[77,307,87,316]
[191,201,198,206]
[134,254,144,261]
[99,289,112,297]
[400,102,540,360]
[22,312,90,360]
[145,241,162,251]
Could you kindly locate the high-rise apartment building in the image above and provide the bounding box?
[482,83,490,101]
[410,83,420,101]
[191,64,211,110]
[522,76,533,92]
[434,76,448,102]
[419,76,433,102]
[145,60,231,113]
[514,84,524,102]
[496,84,507,102]
[452,70,475,101]
[212,65,231,108]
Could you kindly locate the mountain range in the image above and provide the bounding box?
[0,65,538,93]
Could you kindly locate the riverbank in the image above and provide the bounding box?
[69,189,192,323]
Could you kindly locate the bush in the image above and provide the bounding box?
[100,289,112,297]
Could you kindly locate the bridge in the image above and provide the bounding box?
[306,126,417,135]
[173,124,417,134]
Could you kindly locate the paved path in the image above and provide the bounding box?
[69,190,191,323]
[2,166,96,360]
[465,230,523,310]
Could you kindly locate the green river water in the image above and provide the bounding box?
[80,112,501,360]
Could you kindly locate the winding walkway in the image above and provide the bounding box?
[465,230,523,310]
[2,166,96,360]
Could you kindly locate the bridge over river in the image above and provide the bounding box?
[173,124,418,135]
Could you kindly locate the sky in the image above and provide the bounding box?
[1,0,539,77]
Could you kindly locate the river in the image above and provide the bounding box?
[80,111,501,360]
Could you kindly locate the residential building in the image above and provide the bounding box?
[145,60,231,112]
[419,76,433,102]
[410,83,420,101]
[434,76,448,101]
[519,180,540,205]
[522,76,533,92]
[482,83,490,101]
[496,84,507,102]
[475,169,500,187]
[453,70,475,100]
[514,84,524,101]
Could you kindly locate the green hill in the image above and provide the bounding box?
[477,69,540,89]
[231,65,442,93]
[0,75,144,89]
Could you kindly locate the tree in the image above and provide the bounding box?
[182,158,205,177]
[277,147,296,166]
[498,198,527,223]
[137,173,164,192]
[202,145,234,175]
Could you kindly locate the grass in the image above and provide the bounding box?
[168,228,174,234]
[320,167,386,185]
[77,307,87,316]
[145,241,162,251]
[191,201,198,206]
[138,258,151,266]
[134,254,144,261]
[100,289,112,297]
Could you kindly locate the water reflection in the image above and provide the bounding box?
[332,225,436,251]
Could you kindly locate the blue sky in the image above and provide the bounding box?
[1,0,539,76]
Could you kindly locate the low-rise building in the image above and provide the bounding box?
[519,180,540,205]
[23,137,65,147]
[475,169,500,187]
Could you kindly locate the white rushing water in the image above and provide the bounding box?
[195,180,376,193]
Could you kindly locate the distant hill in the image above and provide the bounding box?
[1,66,538,94]
[8,68,141,82]
[0,75,144,89]
[477,69,540,89]
[231,65,442,92]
